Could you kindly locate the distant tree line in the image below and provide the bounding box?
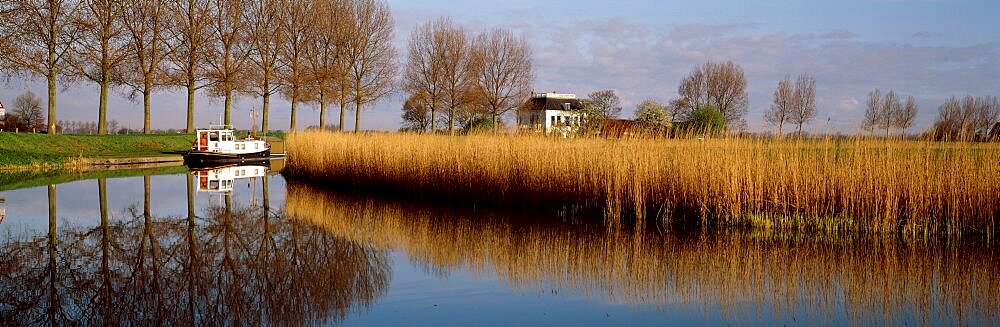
[0,0,397,135]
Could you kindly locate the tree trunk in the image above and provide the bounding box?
[448,105,455,135]
[262,92,270,135]
[224,87,232,126]
[797,123,803,137]
[186,77,196,133]
[47,69,57,135]
[339,82,347,132]
[319,91,326,130]
[143,83,152,134]
[430,107,436,133]
[290,95,298,133]
[354,79,361,133]
[98,80,109,135]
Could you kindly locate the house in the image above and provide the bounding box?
[0,100,5,120]
[517,93,585,135]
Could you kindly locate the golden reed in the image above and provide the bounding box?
[285,131,1000,236]
[285,183,1000,326]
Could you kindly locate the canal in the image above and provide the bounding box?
[0,163,997,326]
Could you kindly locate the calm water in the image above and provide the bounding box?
[1,164,998,326]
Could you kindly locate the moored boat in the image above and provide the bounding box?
[185,125,270,167]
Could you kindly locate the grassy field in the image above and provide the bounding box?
[284,131,1000,236]
[0,132,195,170]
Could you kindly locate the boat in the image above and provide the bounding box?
[192,164,269,193]
[185,125,270,167]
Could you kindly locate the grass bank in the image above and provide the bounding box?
[284,131,1000,236]
[0,132,195,170]
[0,165,190,191]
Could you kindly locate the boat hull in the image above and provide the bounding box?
[184,149,272,168]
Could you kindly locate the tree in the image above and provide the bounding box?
[861,88,881,133]
[244,0,284,134]
[586,89,622,119]
[764,75,794,137]
[400,92,431,132]
[633,99,670,134]
[789,73,816,135]
[685,104,725,135]
[277,0,315,132]
[674,61,748,128]
[895,95,917,136]
[13,91,45,131]
[346,0,396,133]
[167,0,212,132]
[877,90,900,138]
[402,18,445,133]
[204,0,250,126]
[122,0,171,134]
[932,95,999,141]
[305,0,348,130]
[4,0,83,134]
[438,20,474,135]
[471,28,533,132]
[73,0,129,135]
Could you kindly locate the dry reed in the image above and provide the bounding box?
[285,131,1000,236]
[285,183,1000,326]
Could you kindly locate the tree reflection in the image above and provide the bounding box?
[0,176,390,326]
[285,182,1000,326]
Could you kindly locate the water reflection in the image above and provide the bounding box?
[0,173,389,326]
[285,182,1000,326]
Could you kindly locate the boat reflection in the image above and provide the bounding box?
[285,182,1000,326]
[192,164,269,193]
[0,175,389,326]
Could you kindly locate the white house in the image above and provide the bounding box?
[517,93,585,135]
[0,100,6,120]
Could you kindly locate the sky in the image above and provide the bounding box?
[1,0,998,133]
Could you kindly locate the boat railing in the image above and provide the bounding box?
[209,123,233,130]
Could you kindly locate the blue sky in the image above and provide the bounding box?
[1,0,997,133]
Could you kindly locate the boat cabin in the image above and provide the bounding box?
[193,165,268,193]
[192,126,268,155]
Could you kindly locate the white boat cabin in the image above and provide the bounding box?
[194,165,268,193]
[193,126,269,154]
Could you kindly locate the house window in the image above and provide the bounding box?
[551,116,556,126]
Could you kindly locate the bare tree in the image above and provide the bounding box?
[402,18,446,133]
[244,0,284,134]
[204,0,250,126]
[13,91,45,130]
[878,90,900,138]
[400,91,431,132]
[73,0,129,135]
[346,0,396,133]
[894,95,917,136]
[586,89,622,119]
[933,95,999,141]
[438,19,473,134]
[122,0,171,134]
[790,73,816,135]
[4,0,84,134]
[861,88,881,133]
[471,28,533,132]
[167,0,212,132]
[675,61,748,128]
[764,75,794,137]
[304,0,347,130]
[277,0,314,132]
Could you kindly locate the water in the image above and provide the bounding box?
[1,164,997,326]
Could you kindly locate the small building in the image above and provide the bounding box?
[0,100,6,120]
[517,93,585,135]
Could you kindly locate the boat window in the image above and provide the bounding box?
[209,132,219,141]
[209,180,219,189]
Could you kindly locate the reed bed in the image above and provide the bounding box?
[285,131,1000,235]
[285,183,1000,326]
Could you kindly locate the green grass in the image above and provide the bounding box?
[0,132,195,169]
[0,165,190,192]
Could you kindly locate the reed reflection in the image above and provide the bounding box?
[0,172,390,326]
[285,182,1000,326]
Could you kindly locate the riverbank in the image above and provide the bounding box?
[0,133,192,171]
[283,131,1000,237]
[0,132,286,171]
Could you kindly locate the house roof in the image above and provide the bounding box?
[519,97,584,112]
